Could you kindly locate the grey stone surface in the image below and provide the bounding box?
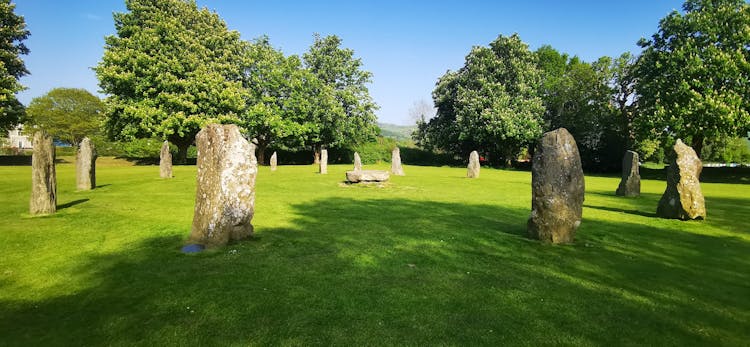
[270,151,278,171]
[467,150,480,178]
[30,132,57,215]
[657,139,706,220]
[160,140,173,178]
[353,152,362,171]
[391,147,404,176]
[188,124,256,248]
[527,128,585,244]
[616,150,640,197]
[76,137,96,190]
[346,170,390,183]
[320,149,328,174]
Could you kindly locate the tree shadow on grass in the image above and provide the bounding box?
[1,198,748,345]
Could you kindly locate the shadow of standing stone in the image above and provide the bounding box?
[76,137,96,190]
[657,139,706,220]
[527,128,584,244]
[616,150,640,197]
[188,124,256,248]
[30,132,57,215]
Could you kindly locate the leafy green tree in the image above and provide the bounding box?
[0,0,29,133]
[24,88,104,146]
[609,52,638,150]
[536,46,626,170]
[95,0,246,162]
[635,0,750,157]
[303,34,379,162]
[241,37,339,164]
[416,34,544,166]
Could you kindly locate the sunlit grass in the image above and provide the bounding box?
[0,159,748,345]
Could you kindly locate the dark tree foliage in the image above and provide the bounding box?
[0,0,30,133]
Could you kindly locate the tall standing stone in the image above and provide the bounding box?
[467,150,480,178]
[616,150,640,197]
[30,132,56,215]
[76,137,96,190]
[391,147,404,176]
[188,124,256,248]
[320,149,328,174]
[657,139,706,220]
[270,151,278,171]
[160,140,173,178]
[527,128,584,244]
[353,152,363,171]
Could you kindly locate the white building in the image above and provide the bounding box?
[5,125,32,149]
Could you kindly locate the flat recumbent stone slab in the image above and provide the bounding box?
[346,170,390,183]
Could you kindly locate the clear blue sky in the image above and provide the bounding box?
[14,0,684,125]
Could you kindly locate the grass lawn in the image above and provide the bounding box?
[0,159,748,346]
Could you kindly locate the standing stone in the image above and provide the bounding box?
[76,137,97,190]
[616,150,640,197]
[353,152,363,171]
[188,124,256,248]
[160,140,173,178]
[30,132,56,215]
[320,149,328,174]
[391,147,404,176]
[270,151,278,171]
[657,139,706,220]
[527,128,585,244]
[467,150,480,178]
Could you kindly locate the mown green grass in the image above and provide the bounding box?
[0,160,748,346]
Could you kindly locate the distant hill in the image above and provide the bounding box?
[378,123,416,141]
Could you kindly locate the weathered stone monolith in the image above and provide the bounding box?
[188,124,256,248]
[527,128,584,244]
[346,170,389,183]
[391,147,404,176]
[657,139,705,220]
[160,141,172,178]
[616,150,640,197]
[320,149,328,174]
[270,151,278,171]
[353,152,362,171]
[30,132,56,215]
[467,150,480,178]
[76,137,96,190]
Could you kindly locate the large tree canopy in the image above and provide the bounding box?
[535,46,627,170]
[240,37,339,164]
[24,88,104,146]
[303,34,379,157]
[416,34,544,166]
[0,0,29,133]
[95,0,246,161]
[635,0,750,157]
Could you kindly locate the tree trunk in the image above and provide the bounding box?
[169,136,192,164]
[691,133,704,159]
[257,142,268,166]
[175,143,189,164]
[313,144,321,164]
